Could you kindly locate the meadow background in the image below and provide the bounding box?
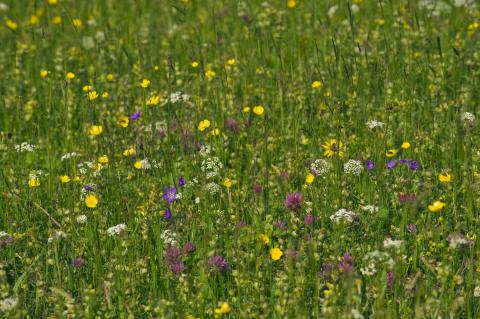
[0,0,480,318]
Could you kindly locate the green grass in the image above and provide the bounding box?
[0,0,480,318]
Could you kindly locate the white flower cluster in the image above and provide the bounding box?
[0,231,8,238]
[310,159,329,176]
[48,230,67,243]
[201,156,223,179]
[383,238,403,249]
[474,286,480,298]
[366,119,385,129]
[76,215,88,224]
[0,297,17,311]
[160,229,178,246]
[14,142,36,152]
[461,112,475,123]
[169,91,190,104]
[205,182,220,194]
[199,144,213,157]
[360,250,394,276]
[448,234,469,249]
[344,159,364,176]
[330,208,357,223]
[61,152,79,161]
[107,224,127,237]
[361,205,378,213]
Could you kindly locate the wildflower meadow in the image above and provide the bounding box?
[1,0,480,318]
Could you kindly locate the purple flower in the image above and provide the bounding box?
[399,158,411,164]
[225,118,239,133]
[84,185,93,191]
[319,262,334,280]
[237,220,247,228]
[284,249,300,259]
[208,255,228,273]
[387,271,395,288]
[164,246,185,276]
[338,252,354,274]
[399,192,415,205]
[0,236,15,248]
[409,160,419,171]
[183,242,195,253]
[159,130,167,139]
[72,257,85,268]
[284,192,303,210]
[162,187,177,204]
[386,160,397,169]
[164,208,172,220]
[129,111,141,121]
[253,183,262,195]
[304,213,314,226]
[273,220,287,230]
[366,160,375,170]
[178,177,186,187]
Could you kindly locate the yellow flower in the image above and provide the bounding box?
[401,142,410,149]
[322,139,343,157]
[146,94,161,106]
[29,15,40,26]
[259,234,270,245]
[191,61,199,68]
[101,92,109,98]
[210,128,220,136]
[66,72,75,79]
[140,79,150,88]
[28,177,40,188]
[386,149,397,157]
[214,303,231,315]
[89,124,103,136]
[198,119,211,132]
[311,80,322,89]
[40,70,49,78]
[223,178,232,188]
[428,201,445,213]
[243,106,250,113]
[51,16,62,24]
[252,105,264,115]
[305,173,315,184]
[438,172,452,183]
[59,175,70,183]
[134,160,143,169]
[84,195,98,208]
[82,85,93,92]
[6,19,18,30]
[123,148,135,157]
[226,58,236,66]
[118,116,129,128]
[205,69,215,80]
[106,73,115,81]
[98,155,109,164]
[270,247,283,261]
[48,0,58,4]
[72,19,82,28]
[72,176,82,182]
[287,0,297,8]
[87,91,99,101]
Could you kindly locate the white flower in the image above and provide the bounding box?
[383,238,403,249]
[205,182,220,194]
[61,152,79,161]
[361,205,378,213]
[310,159,329,176]
[461,112,475,123]
[328,5,338,18]
[76,215,87,224]
[169,91,190,103]
[344,159,364,176]
[0,231,8,238]
[366,119,385,129]
[201,157,223,179]
[351,309,364,319]
[0,297,17,311]
[48,230,67,243]
[160,229,178,246]
[330,208,357,223]
[14,142,36,152]
[107,224,127,237]
[474,286,480,297]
